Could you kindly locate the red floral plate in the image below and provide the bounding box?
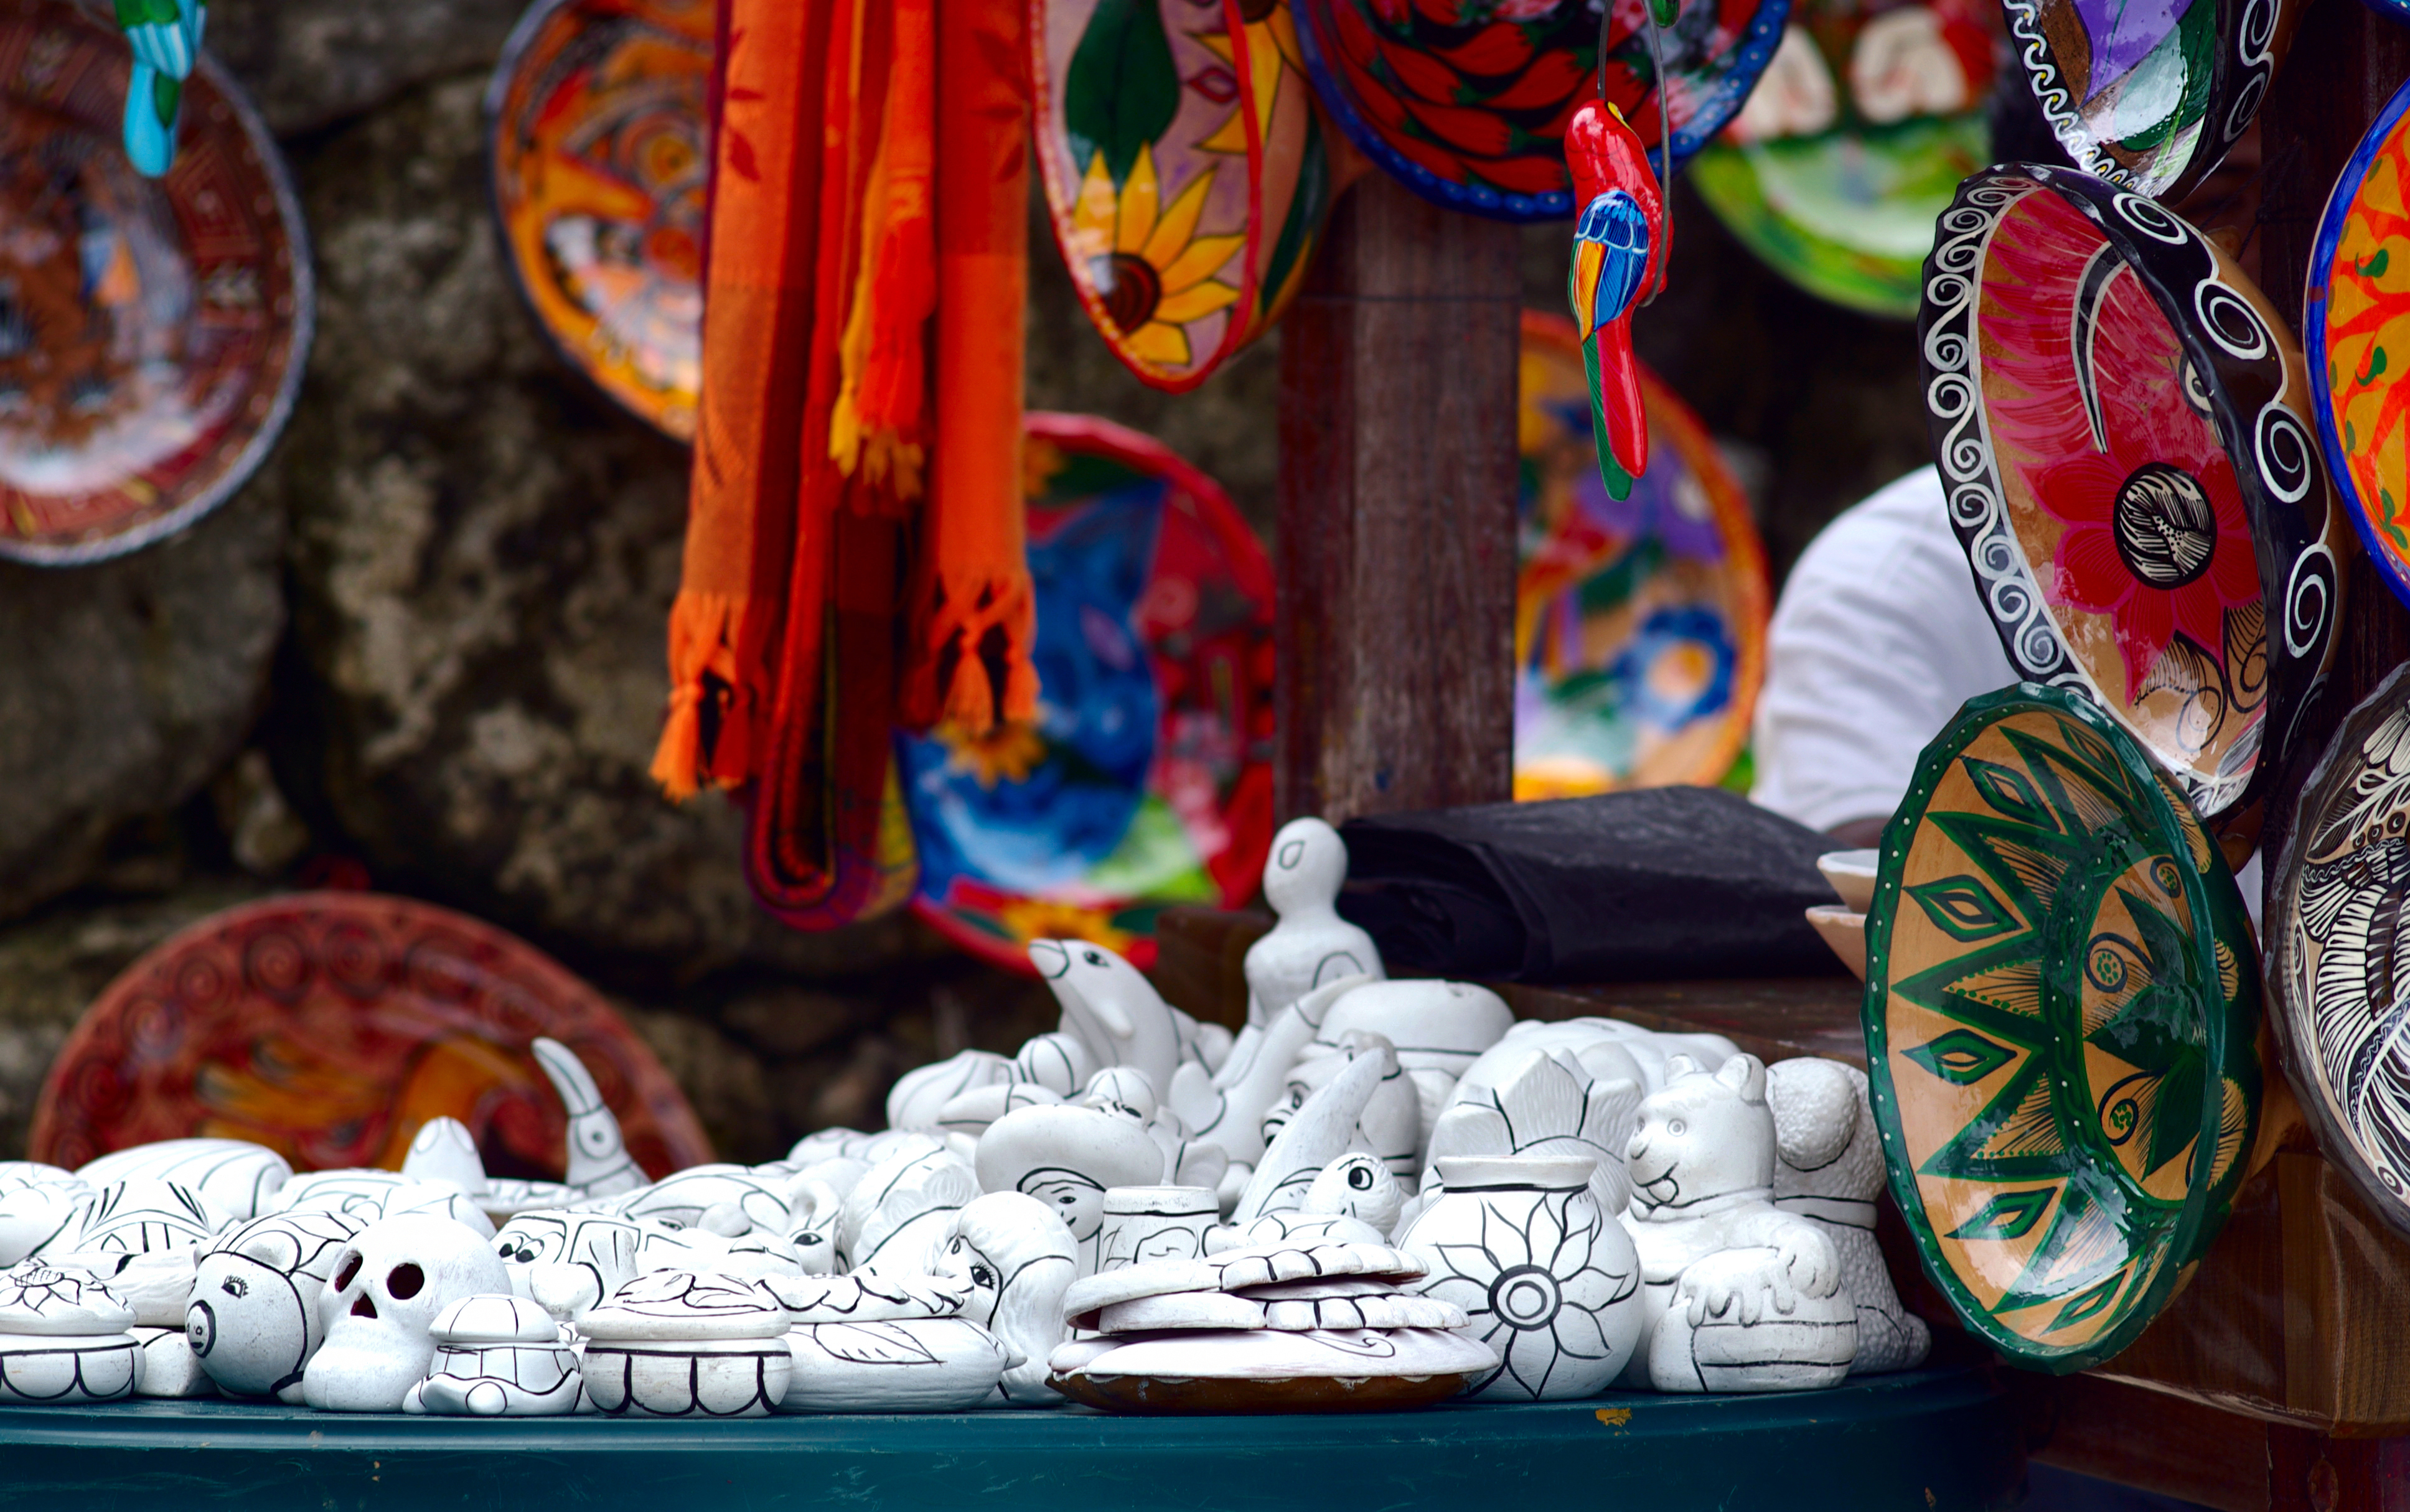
[1916,166,2347,831]
[0,0,310,564]
[487,0,711,439]
[29,892,711,1179]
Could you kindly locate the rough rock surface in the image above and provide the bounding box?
[0,495,283,920]
[205,0,523,136]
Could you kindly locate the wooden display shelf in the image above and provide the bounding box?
[0,1366,2022,1512]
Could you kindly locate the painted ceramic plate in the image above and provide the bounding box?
[2006,0,2299,202]
[898,414,1276,973]
[1033,0,1337,392]
[2267,665,2410,1239]
[0,0,310,564]
[1515,311,1769,798]
[1864,684,2261,1372]
[487,0,711,439]
[1918,166,2345,829]
[1292,0,1788,223]
[28,892,711,1179]
[2309,74,2410,613]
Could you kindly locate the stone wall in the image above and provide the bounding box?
[0,0,1927,1163]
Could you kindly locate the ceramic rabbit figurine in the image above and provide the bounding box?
[1766,1057,1929,1374]
[1619,1055,1857,1392]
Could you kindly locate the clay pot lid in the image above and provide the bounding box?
[432,1292,560,1345]
[1863,684,2261,1373]
[0,1262,135,1337]
[1919,166,2347,833]
[576,1271,792,1341]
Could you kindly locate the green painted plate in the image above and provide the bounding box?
[1862,683,2260,1373]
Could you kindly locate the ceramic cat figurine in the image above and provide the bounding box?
[1766,1057,1929,1374]
[1619,1054,1857,1391]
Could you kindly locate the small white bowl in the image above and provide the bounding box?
[1816,850,1880,913]
[1804,907,1867,982]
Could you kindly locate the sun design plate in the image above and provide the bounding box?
[1864,684,2259,1371]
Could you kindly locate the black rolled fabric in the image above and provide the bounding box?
[1334,788,1847,982]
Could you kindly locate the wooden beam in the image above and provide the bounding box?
[1274,173,1521,825]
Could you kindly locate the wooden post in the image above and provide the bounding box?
[1273,173,1522,825]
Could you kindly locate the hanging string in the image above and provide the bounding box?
[1597,0,1675,307]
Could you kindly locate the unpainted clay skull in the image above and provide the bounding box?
[301,1214,512,1411]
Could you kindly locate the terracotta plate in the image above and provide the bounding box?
[1292,0,1788,222]
[1918,166,2346,829]
[29,892,711,1180]
[2005,0,2300,202]
[1864,684,2260,1372]
[0,0,310,564]
[1032,0,1336,392]
[1515,312,1768,798]
[487,0,711,439]
[2308,73,2410,614]
[2267,665,2410,1240]
[897,414,1275,973]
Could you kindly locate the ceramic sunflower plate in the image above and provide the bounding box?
[487,0,711,439]
[1514,311,1769,798]
[2267,665,2410,1239]
[0,0,310,564]
[2308,73,2410,613]
[2005,0,2301,202]
[1864,684,2261,1372]
[1919,165,2347,831]
[1292,0,1788,222]
[896,414,1276,973]
[29,892,711,1179]
[1033,0,1337,392]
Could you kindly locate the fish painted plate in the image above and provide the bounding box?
[487,0,711,439]
[1033,0,1338,392]
[29,892,711,1178]
[2309,73,2410,614]
[1292,0,1788,223]
[2006,0,2302,202]
[2267,665,2410,1240]
[898,414,1276,973]
[1515,311,1769,798]
[0,0,310,564]
[1918,165,2347,831]
[1864,683,2261,1373]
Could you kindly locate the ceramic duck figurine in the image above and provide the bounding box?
[114,0,207,177]
[1565,98,1666,502]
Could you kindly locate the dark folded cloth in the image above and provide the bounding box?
[1334,787,1845,982]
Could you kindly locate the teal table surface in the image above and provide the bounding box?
[0,1365,2023,1511]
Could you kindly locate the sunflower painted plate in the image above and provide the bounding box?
[29,892,711,1179]
[2308,73,2410,614]
[1516,311,1769,798]
[1033,0,1337,392]
[1865,683,2261,1373]
[487,0,711,439]
[2006,0,2302,202]
[1918,166,2347,831]
[1292,0,1788,222]
[897,414,1276,973]
[0,0,310,564]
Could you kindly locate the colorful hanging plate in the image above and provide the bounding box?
[2267,665,2410,1240]
[2006,0,2301,202]
[1918,166,2346,830]
[898,414,1275,973]
[1033,0,1338,393]
[1515,311,1769,798]
[1864,684,2261,1373]
[2309,73,2410,612]
[29,892,711,1179]
[1292,0,1788,222]
[487,0,711,439]
[0,0,310,564]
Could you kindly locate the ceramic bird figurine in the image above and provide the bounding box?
[1565,99,1666,502]
[115,0,206,177]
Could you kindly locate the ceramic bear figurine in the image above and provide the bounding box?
[1766,1057,1929,1374]
[1618,1054,1857,1391]
[301,1213,515,1411]
[1244,817,1386,1028]
[935,1192,1079,1406]
[187,1210,365,1401]
[1027,938,1224,1098]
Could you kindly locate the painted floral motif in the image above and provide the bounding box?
[1409,1178,1639,1399]
[1070,146,1245,372]
[2314,82,2410,605]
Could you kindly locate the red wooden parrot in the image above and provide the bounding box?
[1565,99,1666,502]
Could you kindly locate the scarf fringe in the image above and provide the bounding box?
[651,587,756,801]
[900,570,1038,734]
